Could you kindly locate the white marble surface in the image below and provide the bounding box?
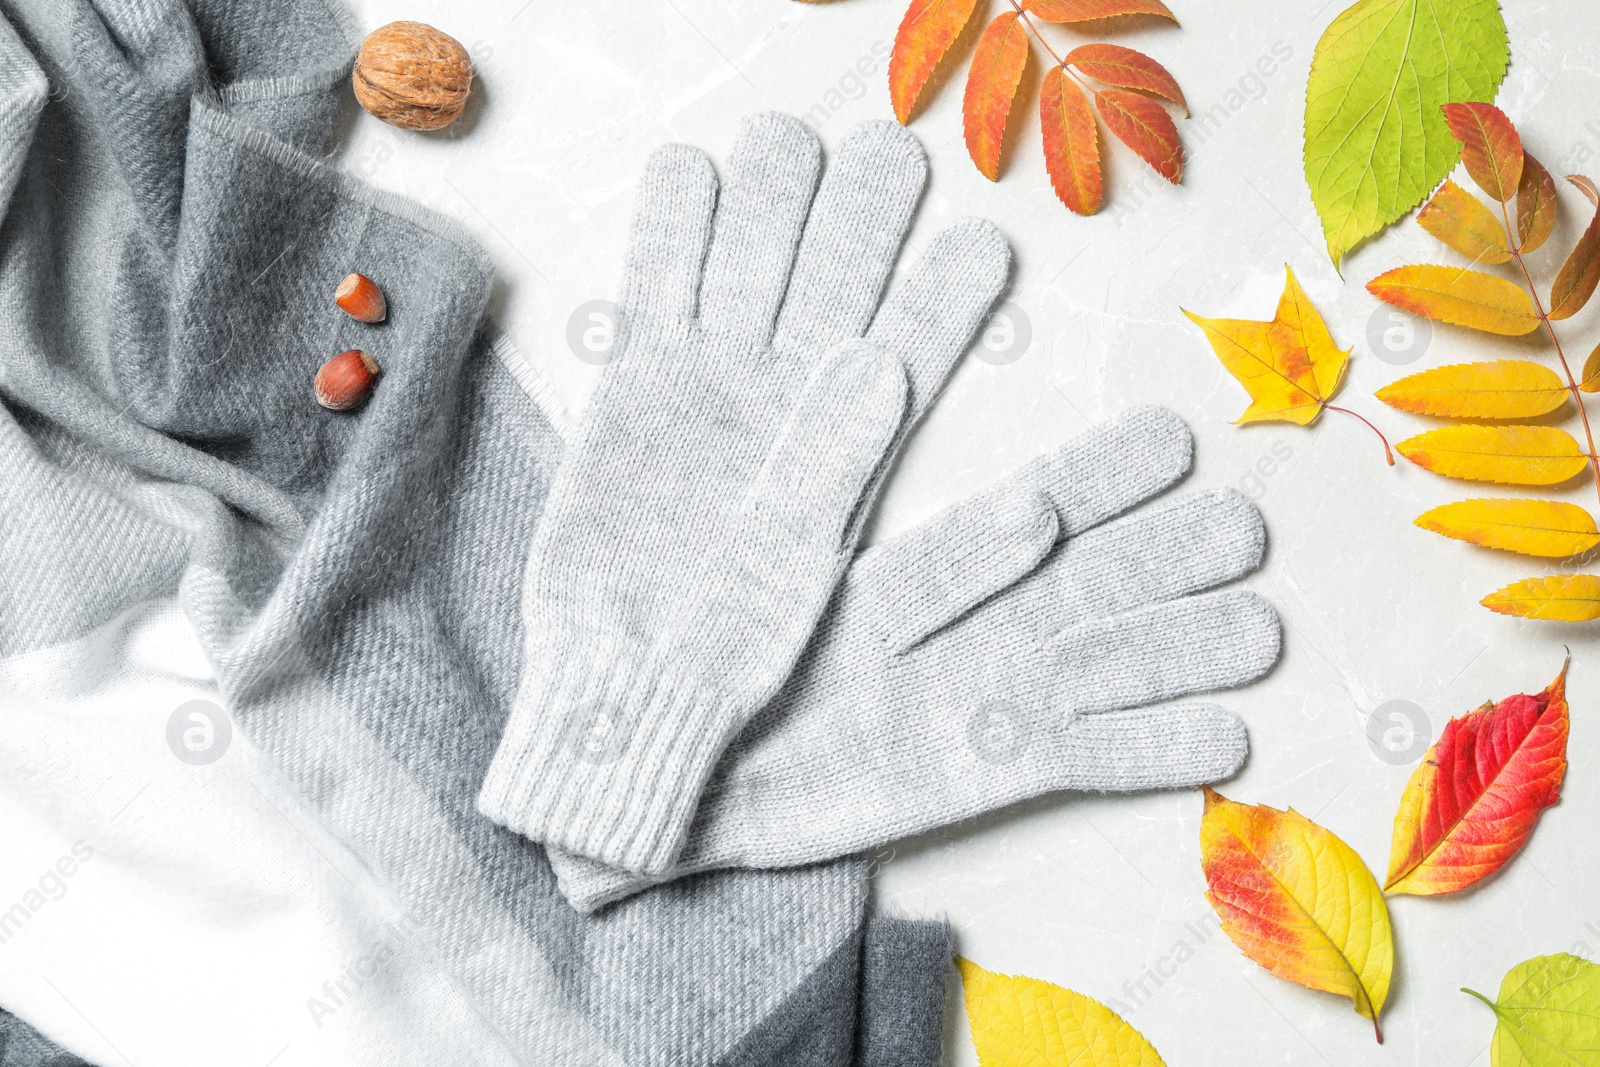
[338,1,1599,1063]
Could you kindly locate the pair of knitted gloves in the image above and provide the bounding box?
[476,113,1281,912]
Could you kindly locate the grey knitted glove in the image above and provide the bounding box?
[546,406,1281,911]
[477,112,1012,873]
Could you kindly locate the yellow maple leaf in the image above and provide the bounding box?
[957,957,1165,1066]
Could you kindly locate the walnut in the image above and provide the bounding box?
[352,22,473,132]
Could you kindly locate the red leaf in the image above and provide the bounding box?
[1516,152,1559,253]
[1550,174,1600,321]
[1095,88,1182,183]
[889,0,983,124]
[1025,0,1177,24]
[1442,102,1524,203]
[1385,661,1570,895]
[1065,43,1186,114]
[962,11,1029,181]
[1040,66,1101,214]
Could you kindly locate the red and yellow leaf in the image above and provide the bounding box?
[1549,174,1600,321]
[1024,0,1177,24]
[1065,44,1186,113]
[1416,498,1600,558]
[1385,663,1569,896]
[1375,360,1569,420]
[1200,788,1393,1042]
[1367,264,1541,335]
[1040,66,1101,215]
[1442,101,1524,204]
[1396,425,1588,486]
[889,0,984,125]
[1417,180,1511,264]
[1517,152,1559,254]
[962,11,1029,181]
[1095,88,1181,183]
[1484,574,1600,621]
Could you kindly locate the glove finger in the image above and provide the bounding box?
[864,217,1011,420]
[1044,588,1280,714]
[618,143,718,325]
[697,113,822,342]
[1049,704,1247,791]
[772,121,925,357]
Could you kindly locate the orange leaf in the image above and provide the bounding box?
[1517,152,1559,253]
[1366,264,1540,335]
[1200,788,1393,1042]
[1040,67,1101,215]
[1442,102,1523,203]
[1024,0,1177,23]
[889,0,983,124]
[1416,180,1510,264]
[962,12,1029,181]
[1549,174,1600,321]
[1095,88,1181,183]
[1385,662,1569,895]
[1064,44,1187,114]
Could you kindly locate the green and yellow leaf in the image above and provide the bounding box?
[1483,575,1600,621]
[1376,360,1568,420]
[1416,498,1600,558]
[1417,180,1511,264]
[1367,264,1540,336]
[1464,953,1600,1067]
[1396,425,1588,486]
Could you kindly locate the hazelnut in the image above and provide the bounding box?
[353,21,472,131]
[335,273,387,323]
[315,350,381,410]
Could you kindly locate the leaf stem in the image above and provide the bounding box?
[1006,0,1098,95]
[1500,196,1600,513]
[1325,404,1396,465]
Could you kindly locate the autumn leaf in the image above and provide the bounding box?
[1549,174,1600,321]
[1416,498,1600,558]
[1463,954,1600,1067]
[1095,88,1181,183]
[1418,180,1511,264]
[957,958,1166,1066]
[1386,662,1568,897]
[1200,787,1393,1042]
[1582,345,1600,393]
[1396,426,1589,487]
[1065,44,1186,113]
[963,12,1029,181]
[1041,67,1101,215]
[1024,0,1176,24]
[1483,574,1600,621]
[1516,153,1559,254]
[1376,361,1569,420]
[1367,264,1541,336]
[889,0,983,124]
[1304,0,1509,267]
[1443,101,1524,204]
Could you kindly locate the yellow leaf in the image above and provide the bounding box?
[1416,498,1600,558]
[1417,180,1512,264]
[956,957,1165,1067]
[1375,360,1568,419]
[1184,265,1350,425]
[1199,787,1392,1042]
[1396,425,1588,486]
[1483,574,1600,620]
[1367,264,1541,335]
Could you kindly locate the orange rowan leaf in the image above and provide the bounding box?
[1415,498,1600,558]
[1416,180,1510,264]
[1375,360,1569,420]
[1024,0,1177,23]
[962,11,1029,181]
[1582,343,1600,393]
[1442,101,1523,203]
[1366,264,1540,335]
[1065,44,1187,114]
[1095,88,1181,183]
[1385,662,1568,896]
[889,0,983,124]
[1396,425,1588,487]
[1040,67,1101,215]
[1483,574,1600,620]
[1516,152,1559,253]
[1549,174,1600,321]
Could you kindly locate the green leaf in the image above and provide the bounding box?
[1463,953,1600,1067]
[1305,0,1510,268]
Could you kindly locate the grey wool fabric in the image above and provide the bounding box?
[478,112,1014,876]
[550,407,1281,912]
[0,1,957,1064]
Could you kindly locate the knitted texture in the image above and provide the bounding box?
[0,1,954,1063]
[477,112,1013,874]
[549,406,1282,911]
